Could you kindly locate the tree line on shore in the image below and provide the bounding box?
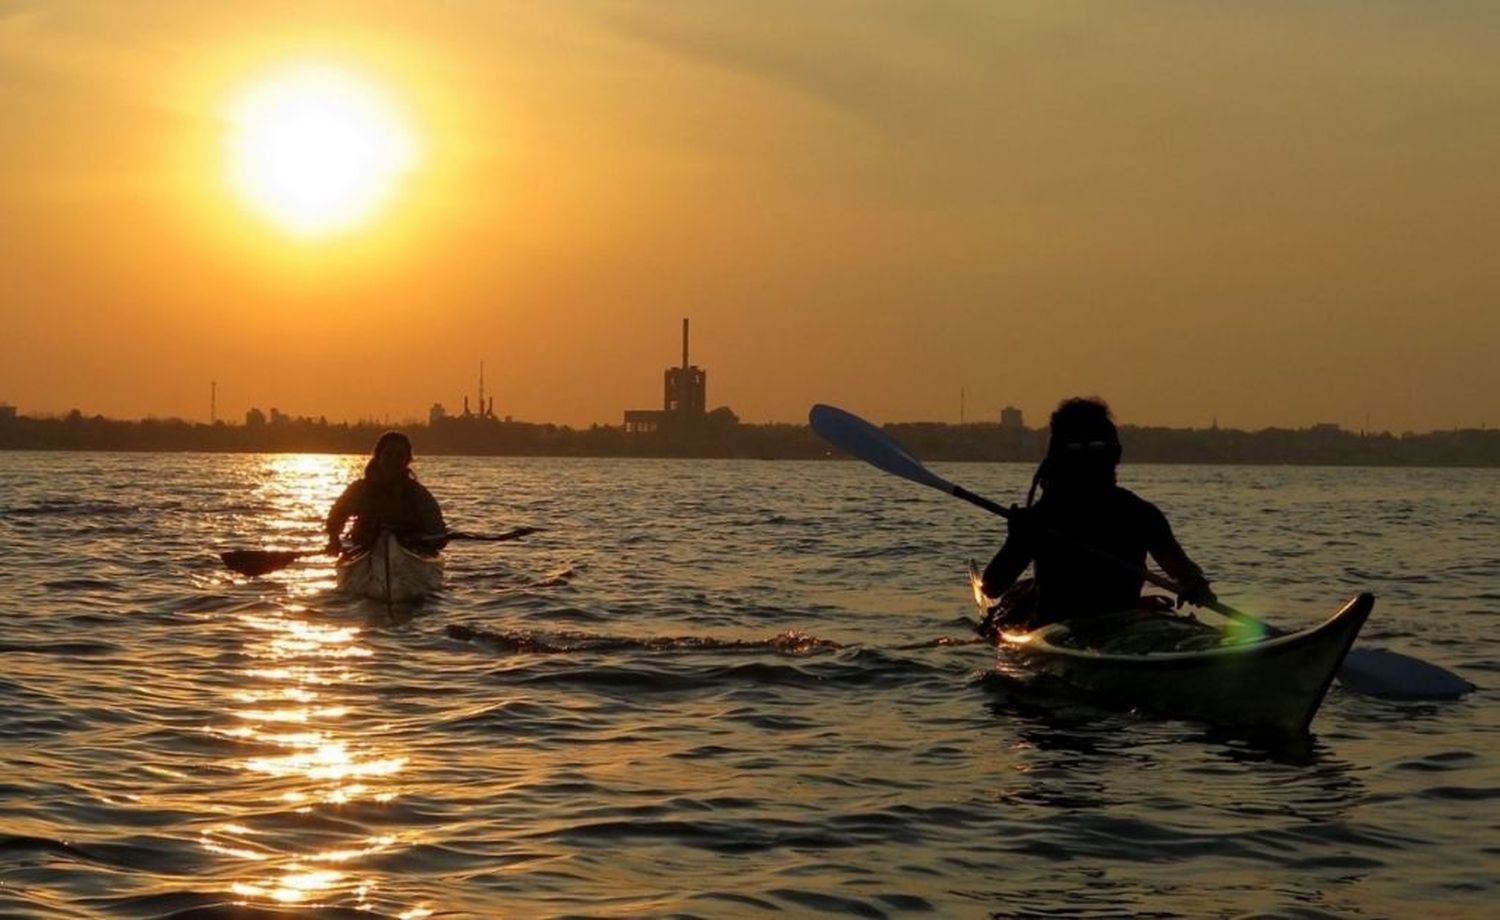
[0,409,1495,466]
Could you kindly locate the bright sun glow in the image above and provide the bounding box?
[225,64,417,238]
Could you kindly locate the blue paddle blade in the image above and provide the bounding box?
[1339,647,1474,700]
[808,404,955,494]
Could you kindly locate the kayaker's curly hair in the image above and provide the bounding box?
[365,430,417,481]
[1027,397,1121,505]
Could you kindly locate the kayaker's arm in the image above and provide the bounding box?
[408,482,448,550]
[981,507,1035,599]
[324,481,362,554]
[1146,507,1216,607]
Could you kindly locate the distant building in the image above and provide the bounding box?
[664,329,706,418]
[625,319,708,433]
[459,362,497,420]
[1311,423,1342,433]
[622,410,660,434]
[0,403,17,422]
[245,407,266,427]
[429,403,448,425]
[1000,406,1024,430]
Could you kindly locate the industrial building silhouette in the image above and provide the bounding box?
[624,319,707,434]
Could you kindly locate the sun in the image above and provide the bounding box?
[224,64,418,238]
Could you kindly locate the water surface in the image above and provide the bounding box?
[1,453,1495,918]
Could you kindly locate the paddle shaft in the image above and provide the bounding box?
[221,527,540,576]
[440,527,542,542]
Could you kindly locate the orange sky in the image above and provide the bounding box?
[1,1,1496,432]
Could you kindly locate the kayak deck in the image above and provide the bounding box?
[337,531,444,604]
[969,562,1372,734]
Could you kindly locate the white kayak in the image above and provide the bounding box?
[336,531,444,604]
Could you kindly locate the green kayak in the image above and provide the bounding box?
[968,562,1372,734]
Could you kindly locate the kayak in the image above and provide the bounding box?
[968,562,1372,734]
[337,531,444,604]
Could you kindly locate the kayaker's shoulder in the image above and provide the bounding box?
[1110,483,1176,534]
[406,478,440,501]
[1111,486,1156,509]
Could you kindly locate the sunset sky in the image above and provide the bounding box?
[1,1,1495,432]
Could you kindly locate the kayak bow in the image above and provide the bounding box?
[336,531,444,604]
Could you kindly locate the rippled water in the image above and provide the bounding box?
[1,452,1495,918]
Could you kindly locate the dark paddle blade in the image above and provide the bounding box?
[1340,647,1474,700]
[219,550,312,577]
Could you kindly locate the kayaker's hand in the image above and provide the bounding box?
[977,606,1002,641]
[1007,505,1038,538]
[1176,576,1216,609]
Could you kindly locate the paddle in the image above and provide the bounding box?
[219,548,318,577]
[442,527,544,542]
[219,526,543,577]
[808,403,1472,701]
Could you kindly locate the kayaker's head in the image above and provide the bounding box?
[366,430,415,483]
[1029,397,1120,503]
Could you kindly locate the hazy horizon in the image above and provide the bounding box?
[3,2,1496,432]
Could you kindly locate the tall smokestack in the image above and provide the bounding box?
[681,318,689,370]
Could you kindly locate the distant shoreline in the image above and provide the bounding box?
[4,447,1499,471]
[2,413,1495,467]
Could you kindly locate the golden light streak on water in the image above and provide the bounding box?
[305,835,399,863]
[232,454,362,597]
[272,869,345,901]
[235,706,348,723]
[244,743,405,782]
[200,838,270,862]
[260,730,327,746]
[212,602,413,907]
[231,867,347,903]
[242,686,318,703]
[247,666,331,683]
[202,455,427,913]
[168,457,433,912]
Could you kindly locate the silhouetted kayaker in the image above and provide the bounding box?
[980,397,1215,633]
[325,431,446,554]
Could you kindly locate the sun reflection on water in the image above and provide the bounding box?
[231,868,344,904]
[241,455,360,596]
[202,454,429,913]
